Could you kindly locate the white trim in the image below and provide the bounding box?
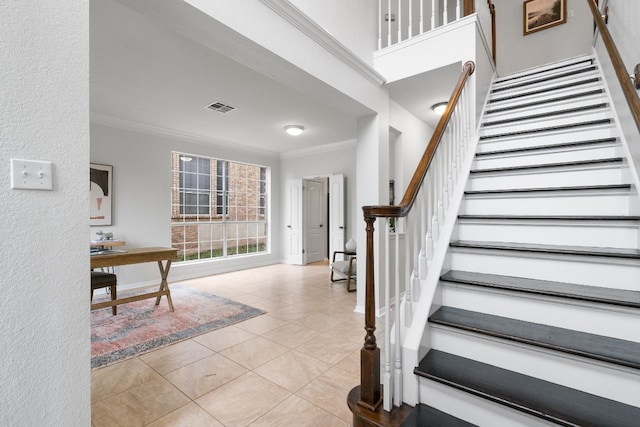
[279,139,357,159]
[90,112,280,158]
[259,0,386,85]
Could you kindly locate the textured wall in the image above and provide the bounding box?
[0,1,90,425]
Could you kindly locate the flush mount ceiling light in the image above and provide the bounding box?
[284,125,304,136]
[179,156,193,162]
[431,102,448,116]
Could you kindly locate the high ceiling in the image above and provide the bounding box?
[90,0,457,153]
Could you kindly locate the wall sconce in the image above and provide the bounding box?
[284,125,305,136]
[431,102,448,116]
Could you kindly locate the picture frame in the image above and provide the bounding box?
[90,163,113,226]
[523,0,567,35]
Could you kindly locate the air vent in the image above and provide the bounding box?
[205,101,236,113]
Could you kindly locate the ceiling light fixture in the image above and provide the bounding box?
[180,156,193,162]
[284,125,304,136]
[431,102,448,116]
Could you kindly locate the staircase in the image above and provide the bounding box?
[405,56,640,426]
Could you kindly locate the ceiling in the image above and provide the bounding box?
[90,0,456,154]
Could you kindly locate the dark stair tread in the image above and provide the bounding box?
[449,240,640,259]
[476,137,618,157]
[470,157,623,174]
[464,183,631,195]
[401,404,477,427]
[430,306,640,369]
[458,214,640,221]
[479,119,612,140]
[492,66,598,93]
[441,270,640,308]
[482,103,607,127]
[485,89,605,114]
[415,350,640,427]
[494,59,595,85]
[489,77,601,103]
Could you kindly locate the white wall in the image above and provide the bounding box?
[280,141,358,250]
[288,0,377,66]
[389,100,435,196]
[493,0,592,75]
[607,0,640,79]
[90,122,282,285]
[0,2,90,425]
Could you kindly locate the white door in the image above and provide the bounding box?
[286,179,303,265]
[304,179,325,264]
[329,174,345,259]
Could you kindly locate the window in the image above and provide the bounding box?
[171,153,268,262]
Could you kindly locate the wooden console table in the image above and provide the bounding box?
[90,247,178,312]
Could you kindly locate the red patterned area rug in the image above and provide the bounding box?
[91,286,264,369]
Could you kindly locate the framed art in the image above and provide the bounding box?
[90,163,113,226]
[523,0,567,35]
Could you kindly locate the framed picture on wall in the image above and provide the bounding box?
[90,163,113,226]
[523,0,567,35]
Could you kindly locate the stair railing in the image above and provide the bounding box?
[378,0,478,50]
[587,0,640,133]
[587,0,640,189]
[354,60,475,413]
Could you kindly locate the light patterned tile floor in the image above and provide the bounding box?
[91,262,360,426]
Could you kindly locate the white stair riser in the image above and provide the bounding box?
[483,95,609,125]
[467,166,626,191]
[430,327,640,407]
[479,111,613,139]
[493,60,596,87]
[488,82,605,112]
[418,378,555,427]
[462,191,635,216]
[477,125,618,152]
[448,249,640,291]
[474,144,621,169]
[455,221,639,249]
[492,72,601,98]
[440,283,640,341]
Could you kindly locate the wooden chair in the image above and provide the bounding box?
[330,251,357,292]
[91,271,117,315]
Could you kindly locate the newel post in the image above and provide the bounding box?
[358,215,382,411]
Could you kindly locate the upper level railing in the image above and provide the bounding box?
[378,0,495,63]
[348,60,475,417]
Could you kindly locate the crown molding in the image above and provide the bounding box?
[280,139,356,159]
[90,113,280,158]
[259,0,386,86]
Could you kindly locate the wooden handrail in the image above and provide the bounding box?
[488,0,496,64]
[355,60,475,412]
[586,0,640,134]
[362,61,475,219]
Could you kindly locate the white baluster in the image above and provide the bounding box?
[394,223,402,406]
[383,219,392,412]
[397,0,402,44]
[420,0,424,34]
[378,0,382,49]
[388,0,392,47]
[408,0,413,38]
[443,0,448,25]
[456,0,461,20]
[431,0,436,30]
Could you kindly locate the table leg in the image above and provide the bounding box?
[155,259,174,312]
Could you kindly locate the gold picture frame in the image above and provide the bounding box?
[523,0,567,35]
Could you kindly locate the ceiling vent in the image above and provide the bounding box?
[205,101,236,113]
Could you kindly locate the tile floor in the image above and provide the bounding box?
[91,262,363,426]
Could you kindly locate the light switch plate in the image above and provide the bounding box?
[10,159,53,190]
